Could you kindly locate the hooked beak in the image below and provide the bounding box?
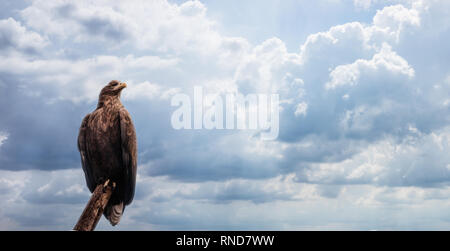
[118,82,127,90]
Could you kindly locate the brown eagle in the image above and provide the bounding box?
[77,80,137,226]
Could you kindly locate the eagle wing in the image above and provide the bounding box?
[78,113,96,193]
[119,108,137,205]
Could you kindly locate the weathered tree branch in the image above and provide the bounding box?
[73,179,115,231]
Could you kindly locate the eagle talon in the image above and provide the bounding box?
[101,179,110,193]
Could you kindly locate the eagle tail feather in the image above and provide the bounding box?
[105,202,123,226]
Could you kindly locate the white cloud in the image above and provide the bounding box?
[20,0,224,53]
[300,2,422,67]
[326,43,414,89]
[354,0,373,9]
[179,0,207,16]
[123,81,180,101]
[294,102,308,117]
[373,4,420,41]
[0,53,179,103]
[234,37,301,100]
[0,132,8,147]
[0,18,48,55]
[21,169,89,205]
[139,174,315,204]
[296,126,450,187]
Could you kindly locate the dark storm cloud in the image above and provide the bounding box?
[124,99,281,182]
[0,76,86,171]
[146,149,278,182]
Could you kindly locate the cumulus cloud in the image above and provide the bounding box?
[295,126,450,187]
[326,43,414,89]
[20,0,226,53]
[0,54,179,103]
[0,18,47,55]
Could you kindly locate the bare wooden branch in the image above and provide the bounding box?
[73,179,115,231]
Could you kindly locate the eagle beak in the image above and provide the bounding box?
[119,82,127,90]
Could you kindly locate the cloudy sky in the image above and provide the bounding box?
[1,0,450,230]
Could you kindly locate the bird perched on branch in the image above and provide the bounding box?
[78,80,137,226]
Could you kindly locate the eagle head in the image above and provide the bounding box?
[100,80,127,97]
[97,80,127,108]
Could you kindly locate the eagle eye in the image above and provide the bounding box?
[111,82,118,86]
